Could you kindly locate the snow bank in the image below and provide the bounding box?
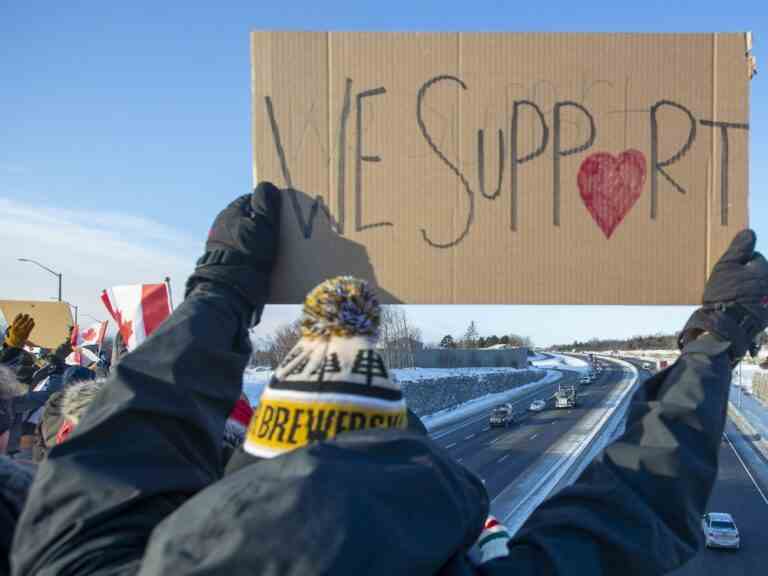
[391,366,528,383]
[243,367,273,404]
[530,353,589,372]
[732,363,767,392]
[242,364,552,421]
[422,369,563,430]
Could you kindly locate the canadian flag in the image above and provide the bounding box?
[65,346,99,367]
[101,283,172,351]
[71,321,108,348]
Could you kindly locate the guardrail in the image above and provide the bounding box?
[493,357,640,534]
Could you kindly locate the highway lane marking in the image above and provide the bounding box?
[483,426,490,431]
[529,433,538,440]
[724,432,768,506]
[430,412,493,439]
[465,433,476,440]
[497,454,510,463]
[445,442,457,449]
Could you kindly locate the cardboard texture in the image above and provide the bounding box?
[0,300,73,349]
[251,32,751,304]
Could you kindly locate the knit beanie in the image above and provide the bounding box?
[244,276,407,459]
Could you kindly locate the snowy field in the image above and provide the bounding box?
[530,354,590,372]
[392,366,529,383]
[243,367,272,405]
[732,363,767,393]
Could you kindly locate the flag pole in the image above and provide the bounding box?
[165,276,174,311]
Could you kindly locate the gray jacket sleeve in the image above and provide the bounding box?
[11,284,252,576]
[481,335,732,575]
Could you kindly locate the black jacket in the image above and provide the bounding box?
[11,283,731,575]
[1,457,33,576]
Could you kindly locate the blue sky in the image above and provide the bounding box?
[1,0,765,346]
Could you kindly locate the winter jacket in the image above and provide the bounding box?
[11,282,732,575]
[1,457,33,576]
[2,372,65,457]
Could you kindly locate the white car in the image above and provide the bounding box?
[702,512,740,549]
[529,399,546,412]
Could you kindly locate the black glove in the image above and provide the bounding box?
[186,182,281,325]
[679,229,768,363]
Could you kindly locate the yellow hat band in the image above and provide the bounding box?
[244,396,407,458]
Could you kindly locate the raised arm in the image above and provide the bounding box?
[480,230,768,576]
[11,183,280,576]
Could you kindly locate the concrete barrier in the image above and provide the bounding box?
[728,402,768,461]
[414,347,528,369]
[492,357,640,534]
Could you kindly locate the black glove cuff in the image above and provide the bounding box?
[680,303,760,363]
[185,265,267,327]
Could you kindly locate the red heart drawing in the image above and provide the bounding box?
[577,150,646,239]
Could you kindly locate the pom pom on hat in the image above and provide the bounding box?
[243,276,407,460]
[300,276,380,339]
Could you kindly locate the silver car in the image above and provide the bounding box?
[529,399,546,412]
[702,512,740,549]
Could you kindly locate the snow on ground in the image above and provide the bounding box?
[391,366,528,384]
[732,362,767,393]
[422,369,563,430]
[243,367,272,404]
[530,353,590,372]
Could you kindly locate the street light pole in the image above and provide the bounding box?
[53,299,80,326]
[18,258,63,301]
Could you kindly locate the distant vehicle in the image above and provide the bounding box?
[529,399,546,412]
[702,512,740,549]
[555,385,577,409]
[580,375,592,385]
[490,404,517,427]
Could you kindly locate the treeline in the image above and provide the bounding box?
[251,307,423,369]
[438,321,532,349]
[551,333,679,352]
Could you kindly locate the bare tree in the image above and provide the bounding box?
[461,321,479,348]
[379,306,422,369]
[260,320,302,368]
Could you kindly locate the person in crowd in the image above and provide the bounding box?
[0,316,39,386]
[221,394,254,466]
[1,366,24,455]
[1,367,33,576]
[0,455,33,576]
[11,183,768,575]
[1,317,73,459]
[32,379,105,463]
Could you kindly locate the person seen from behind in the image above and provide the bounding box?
[11,182,768,575]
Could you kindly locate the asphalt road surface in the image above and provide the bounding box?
[429,359,631,498]
[671,418,768,575]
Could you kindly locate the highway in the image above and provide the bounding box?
[431,356,768,574]
[671,418,768,575]
[429,358,630,498]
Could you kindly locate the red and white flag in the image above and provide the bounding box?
[70,321,108,348]
[65,347,99,367]
[101,283,172,351]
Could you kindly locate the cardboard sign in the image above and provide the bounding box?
[0,300,73,349]
[251,32,751,304]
